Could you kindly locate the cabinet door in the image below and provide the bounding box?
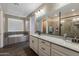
[30,36,39,54]
[30,36,34,50]
[33,37,39,54]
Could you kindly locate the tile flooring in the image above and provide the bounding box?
[0,41,38,56]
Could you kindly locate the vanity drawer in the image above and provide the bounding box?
[51,43,79,56]
[39,42,50,55]
[51,48,66,56]
[39,39,50,46]
[39,49,49,56]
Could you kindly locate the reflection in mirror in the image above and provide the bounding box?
[36,17,42,33]
[34,3,79,39]
[42,16,46,33]
[61,16,79,38]
[48,17,59,35]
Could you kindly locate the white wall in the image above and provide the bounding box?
[25,20,29,32]
[30,16,35,34]
[0,7,5,48]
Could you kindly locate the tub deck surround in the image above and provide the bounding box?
[30,33,79,52]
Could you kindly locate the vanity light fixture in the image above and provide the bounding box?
[77,18,79,19]
[72,18,79,22]
[73,13,77,15]
[37,10,40,15]
[54,14,57,16]
[76,18,79,21]
[61,20,64,23]
[72,9,75,11]
[72,18,76,21]
[35,8,45,18]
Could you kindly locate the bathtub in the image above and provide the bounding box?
[7,34,28,45]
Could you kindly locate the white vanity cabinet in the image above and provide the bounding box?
[30,36,39,54]
[30,36,34,49]
[51,43,79,56]
[30,35,79,56]
[30,35,51,56]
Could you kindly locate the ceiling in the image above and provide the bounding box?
[1,3,79,18]
[49,3,79,18]
[0,3,42,17]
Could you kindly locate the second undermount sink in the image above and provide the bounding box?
[64,37,79,44]
[64,38,72,43]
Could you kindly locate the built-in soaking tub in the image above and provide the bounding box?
[7,34,28,45]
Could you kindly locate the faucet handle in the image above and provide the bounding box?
[64,33,67,38]
[63,33,68,40]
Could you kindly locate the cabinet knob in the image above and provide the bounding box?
[41,47,45,50]
[42,41,45,44]
[32,40,34,43]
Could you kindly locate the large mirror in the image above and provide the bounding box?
[35,3,79,38]
[61,16,79,38]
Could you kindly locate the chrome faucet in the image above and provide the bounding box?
[63,33,67,40]
[74,33,77,39]
[72,33,79,43]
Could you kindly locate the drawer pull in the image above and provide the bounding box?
[41,47,45,50]
[42,41,45,43]
[32,40,34,43]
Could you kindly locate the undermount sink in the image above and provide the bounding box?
[64,37,79,43]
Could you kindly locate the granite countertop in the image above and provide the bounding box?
[30,33,79,52]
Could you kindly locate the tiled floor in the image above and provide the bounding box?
[0,41,38,56]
